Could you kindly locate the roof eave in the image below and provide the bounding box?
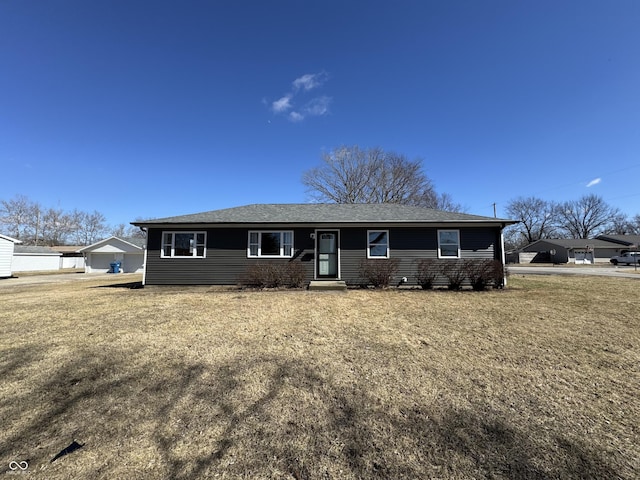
[132,219,517,228]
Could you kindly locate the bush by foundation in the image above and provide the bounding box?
[414,258,439,290]
[359,258,400,288]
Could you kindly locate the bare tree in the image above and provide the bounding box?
[555,194,622,239]
[0,194,35,241]
[1,195,113,245]
[601,213,637,236]
[505,196,556,247]
[127,219,147,238]
[40,208,74,245]
[433,192,466,213]
[631,214,640,235]
[112,219,147,239]
[111,223,128,238]
[71,209,108,245]
[502,226,524,251]
[302,146,461,210]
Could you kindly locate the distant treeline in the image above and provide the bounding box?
[0,194,144,246]
[504,194,640,250]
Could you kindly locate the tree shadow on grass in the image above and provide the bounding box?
[0,344,43,381]
[0,345,630,479]
[94,281,143,289]
[147,358,626,480]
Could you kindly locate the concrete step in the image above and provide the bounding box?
[308,280,348,291]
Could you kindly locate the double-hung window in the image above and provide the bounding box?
[248,231,293,258]
[162,232,206,258]
[438,230,460,258]
[367,230,390,258]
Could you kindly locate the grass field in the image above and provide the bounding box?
[1,274,638,479]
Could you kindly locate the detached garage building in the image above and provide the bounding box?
[78,236,145,273]
[0,234,21,277]
[12,245,62,272]
[519,238,625,264]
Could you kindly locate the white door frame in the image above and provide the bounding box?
[314,229,340,280]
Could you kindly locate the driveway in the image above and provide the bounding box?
[509,264,640,279]
[0,272,142,287]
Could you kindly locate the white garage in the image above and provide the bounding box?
[78,236,145,273]
[574,250,595,265]
[0,234,21,278]
[12,246,62,272]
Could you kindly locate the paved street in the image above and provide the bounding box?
[509,264,640,279]
[1,266,638,288]
[0,272,142,287]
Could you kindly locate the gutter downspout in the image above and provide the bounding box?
[141,227,148,286]
[500,223,508,287]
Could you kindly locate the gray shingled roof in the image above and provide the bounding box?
[121,236,147,248]
[525,238,625,249]
[133,203,514,225]
[77,236,146,252]
[596,234,640,246]
[14,245,62,255]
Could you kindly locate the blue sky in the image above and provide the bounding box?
[1,0,639,226]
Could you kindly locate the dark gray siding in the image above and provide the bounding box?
[145,228,315,285]
[521,241,570,263]
[144,225,503,286]
[339,227,500,286]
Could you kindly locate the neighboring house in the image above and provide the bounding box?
[51,245,86,269]
[78,236,146,273]
[595,234,640,249]
[12,245,62,272]
[0,234,22,278]
[131,203,515,287]
[519,238,626,264]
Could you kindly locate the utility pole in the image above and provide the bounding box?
[34,207,40,245]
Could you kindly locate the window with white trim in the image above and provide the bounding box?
[162,232,206,258]
[248,231,293,257]
[438,230,460,258]
[367,230,389,258]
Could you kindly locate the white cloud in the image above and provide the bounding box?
[289,111,304,122]
[292,72,328,91]
[303,96,331,116]
[267,71,331,122]
[586,178,601,187]
[271,95,292,113]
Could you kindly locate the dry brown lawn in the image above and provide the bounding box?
[0,274,638,479]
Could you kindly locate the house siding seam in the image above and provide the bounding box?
[144,226,501,286]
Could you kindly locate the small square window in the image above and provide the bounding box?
[368,230,389,258]
[438,230,460,258]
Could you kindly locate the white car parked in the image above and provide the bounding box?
[610,252,640,265]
